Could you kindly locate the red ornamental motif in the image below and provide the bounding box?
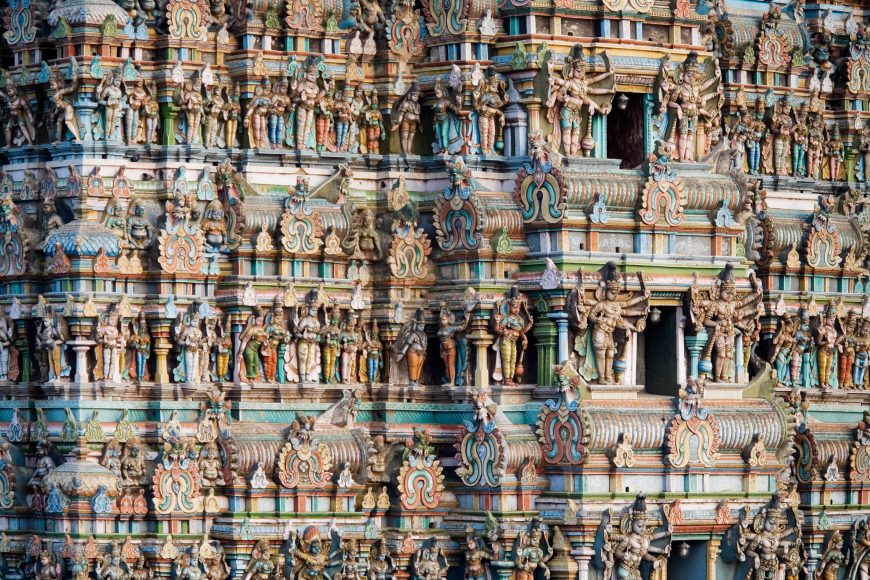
[666,411,721,468]
[757,33,791,69]
[276,441,333,489]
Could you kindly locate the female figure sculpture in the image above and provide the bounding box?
[391,83,421,156]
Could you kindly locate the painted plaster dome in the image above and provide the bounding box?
[47,0,130,27]
[43,458,121,499]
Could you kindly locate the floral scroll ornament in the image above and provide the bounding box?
[536,363,588,465]
[602,0,653,13]
[2,0,37,45]
[151,440,203,515]
[166,0,207,40]
[421,0,468,37]
[276,417,333,489]
[281,176,324,255]
[850,413,870,482]
[756,5,792,69]
[805,195,842,269]
[386,0,424,59]
[285,0,322,31]
[158,168,206,274]
[388,221,431,279]
[455,392,506,487]
[666,377,721,468]
[639,141,687,227]
[848,20,870,94]
[514,132,566,224]
[433,157,484,251]
[398,428,445,509]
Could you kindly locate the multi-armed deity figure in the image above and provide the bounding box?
[567,262,650,384]
[464,526,497,580]
[472,66,508,155]
[514,519,552,580]
[414,539,449,580]
[492,288,533,386]
[391,83,421,156]
[366,539,394,580]
[36,304,69,382]
[657,51,721,162]
[736,493,803,580]
[46,57,80,143]
[687,264,762,383]
[546,43,615,157]
[814,530,847,580]
[602,494,672,580]
[394,308,428,386]
[437,303,471,387]
[288,526,341,580]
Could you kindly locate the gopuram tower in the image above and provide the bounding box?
[0,0,869,578]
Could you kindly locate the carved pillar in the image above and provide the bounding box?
[534,316,557,386]
[69,340,94,384]
[706,538,720,580]
[13,319,30,383]
[548,311,570,363]
[643,93,657,158]
[150,319,173,384]
[684,330,708,379]
[572,547,594,580]
[161,101,180,147]
[592,114,607,159]
[489,560,514,580]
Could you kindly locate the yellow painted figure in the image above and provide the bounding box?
[493,289,533,386]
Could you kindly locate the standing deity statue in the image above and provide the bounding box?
[431,79,462,155]
[144,81,160,145]
[391,83,421,156]
[792,308,817,388]
[492,288,533,386]
[791,104,809,177]
[770,96,795,177]
[314,80,335,153]
[265,297,289,383]
[436,303,471,386]
[837,310,859,389]
[657,51,722,162]
[0,305,18,382]
[826,123,844,181]
[291,56,326,150]
[321,306,343,384]
[174,311,205,384]
[860,125,870,187]
[687,264,762,383]
[202,84,225,149]
[238,308,268,384]
[96,68,125,141]
[36,305,69,382]
[332,86,353,152]
[339,313,363,385]
[745,99,767,175]
[514,520,552,580]
[47,57,81,143]
[770,312,796,385]
[472,67,508,155]
[567,262,650,385]
[1,79,36,145]
[347,87,366,154]
[245,79,272,149]
[736,493,803,580]
[269,78,291,149]
[222,83,241,148]
[816,302,839,389]
[393,308,428,386]
[361,90,385,154]
[296,293,322,383]
[602,494,672,580]
[362,319,383,383]
[96,303,125,383]
[177,75,205,145]
[806,114,825,180]
[546,44,615,158]
[125,77,150,146]
[130,555,153,580]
